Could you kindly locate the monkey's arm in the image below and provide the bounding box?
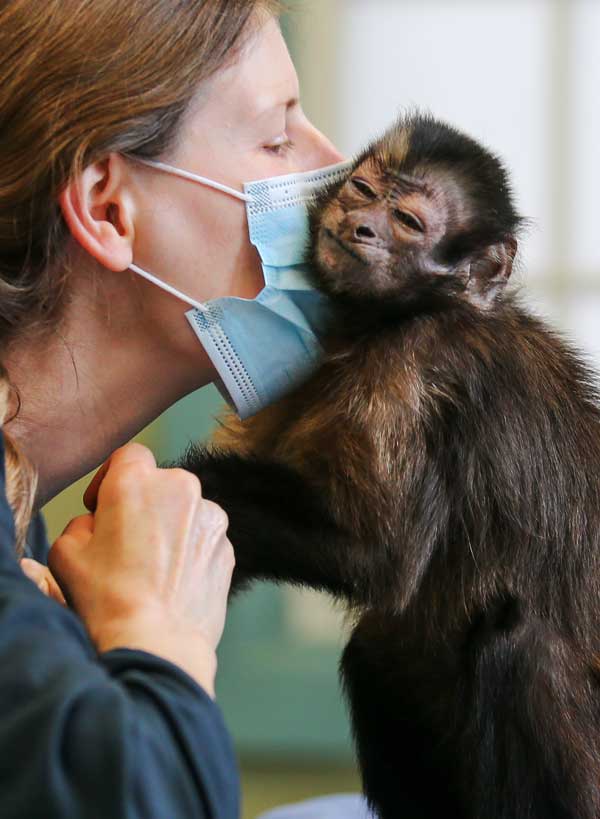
[178,445,380,603]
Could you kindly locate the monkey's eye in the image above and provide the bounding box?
[351,178,377,199]
[393,209,424,233]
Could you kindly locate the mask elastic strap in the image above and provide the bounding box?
[129,262,209,313]
[130,156,253,203]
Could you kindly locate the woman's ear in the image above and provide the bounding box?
[58,154,135,272]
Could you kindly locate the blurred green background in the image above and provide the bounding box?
[42,0,600,815]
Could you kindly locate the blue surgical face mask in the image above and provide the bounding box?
[128,155,352,419]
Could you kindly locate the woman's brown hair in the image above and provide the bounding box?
[0,0,280,555]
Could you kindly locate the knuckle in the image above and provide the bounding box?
[114,442,152,461]
[104,465,139,497]
[108,443,157,476]
[62,513,92,535]
[167,468,202,500]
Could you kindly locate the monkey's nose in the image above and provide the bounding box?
[355,225,377,240]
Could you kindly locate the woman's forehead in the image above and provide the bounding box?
[198,16,299,128]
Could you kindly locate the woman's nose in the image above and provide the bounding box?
[317,130,345,165]
[305,122,346,167]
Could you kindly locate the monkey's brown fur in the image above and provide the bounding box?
[212,330,431,596]
[180,114,600,819]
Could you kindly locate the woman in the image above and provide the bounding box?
[0,1,342,816]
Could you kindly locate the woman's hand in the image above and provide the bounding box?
[48,443,235,698]
[20,558,67,606]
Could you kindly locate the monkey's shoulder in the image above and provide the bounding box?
[323,294,600,426]
[210,293,600,463]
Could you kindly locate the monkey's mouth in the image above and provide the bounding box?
[322,229,368,265]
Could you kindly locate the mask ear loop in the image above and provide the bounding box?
[128,156,253,203]
[128,263,209,313]
[125,154,255,311]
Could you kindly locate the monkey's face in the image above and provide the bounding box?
[310,114,522,312]
[312,156,454,301]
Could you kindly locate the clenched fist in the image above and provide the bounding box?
[46,443,235,698]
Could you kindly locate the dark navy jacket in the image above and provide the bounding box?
[0,432,240,818]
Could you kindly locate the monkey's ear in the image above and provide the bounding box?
[465,238,517,307]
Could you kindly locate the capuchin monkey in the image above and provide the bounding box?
[179,114,600,819]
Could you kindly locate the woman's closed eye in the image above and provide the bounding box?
[263,135,295,156]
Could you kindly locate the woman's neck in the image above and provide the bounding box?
[3,265,215,508]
